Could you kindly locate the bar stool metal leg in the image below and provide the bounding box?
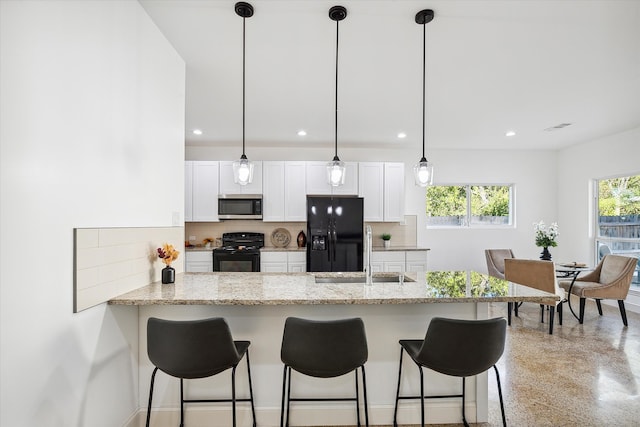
[146,367,159,427]
[393,347,403,427]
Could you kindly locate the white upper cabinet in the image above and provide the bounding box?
[185,161,193,222]
[219,161,263,195]
[262,161,285,221]
[358,162,384,221]
[384,162,405,222]
[263,161,307,222]
[305,161,358,195]
[192,161,219,222]
[358,162,405,222]
[284,162,307,221]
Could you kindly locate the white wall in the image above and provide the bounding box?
[557,127,640,261]
[187,145,558,272]
[0,1,185,426]
[557,127,640,311]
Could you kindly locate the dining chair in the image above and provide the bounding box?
[504,258,564,334]
[393,317,507,427]
[485,249,515,280]
[146,317,256,427]
[558,254,636,326]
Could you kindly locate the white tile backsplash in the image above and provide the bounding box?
[74,226,184,312]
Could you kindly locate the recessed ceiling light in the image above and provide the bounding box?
[397,132,407,139]
[505,131,516,137]
[192,129,203,135]
[297,130,307,136]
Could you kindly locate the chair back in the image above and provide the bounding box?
[147,317,241,379]
[485,249,515,279]
[416,317,506,377]
[598,255,637,286]
[281,317,368,378]
[504,258,563,302]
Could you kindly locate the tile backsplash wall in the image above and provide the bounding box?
[184,216,417,248]
[74,226,184,312]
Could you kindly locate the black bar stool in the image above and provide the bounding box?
[146,317,256,427]
[393,317,507,427]
[280,317,369,427]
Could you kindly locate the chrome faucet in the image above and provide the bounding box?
[365,225,373,285]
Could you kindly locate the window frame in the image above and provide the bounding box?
[593,174,640,291]
[426,183,515,229]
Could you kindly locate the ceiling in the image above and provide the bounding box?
[140,0,640,152]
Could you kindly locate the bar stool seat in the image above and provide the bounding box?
[393,317,507,427]
[146,317,256,427]
[280,317,369,427]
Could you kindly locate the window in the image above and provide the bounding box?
[426,185,513,227]
[595,174,640,288]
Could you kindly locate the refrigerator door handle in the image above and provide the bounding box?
[327,227,332,262]
[332,219,338,262]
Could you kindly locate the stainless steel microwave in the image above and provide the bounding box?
[218,195,262,219]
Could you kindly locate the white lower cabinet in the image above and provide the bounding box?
[405,250,429,272]
[260,251,307,272]
[371,251,405,273]
[185,251,213,272]
[287,252,307,272]
[260,252,288,272]
[370,250,429,273]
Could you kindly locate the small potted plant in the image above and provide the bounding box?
[381,233,391,249]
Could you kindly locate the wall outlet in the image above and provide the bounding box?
[189,235,196,242]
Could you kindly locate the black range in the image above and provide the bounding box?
[213,232,264,272]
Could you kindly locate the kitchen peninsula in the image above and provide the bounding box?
[110,271,557,426]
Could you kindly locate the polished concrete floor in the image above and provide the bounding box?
[347,297,640,427]
[423,298,640,427]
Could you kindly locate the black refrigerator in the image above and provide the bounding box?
[307,196,364,272]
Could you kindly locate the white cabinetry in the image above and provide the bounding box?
[383,163,405,222]
[371,251,405,273]
[260,252,288,272]
[405,250,429,272]
[261,251,306,272]
[370,250,429,274]
[185,251,213,272]
[358,163,384,221]
[219,161,263,194]
[287,252,307,272]
[305,161,358,195]
[263,161,306,222]
[192,161,219,222]
[185,161,193,222]
[262,162,285,221]
[358,162,405,222]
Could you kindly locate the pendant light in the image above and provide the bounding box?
[233,2,254,186]
[413,9,434,187]
[327,5,347,187]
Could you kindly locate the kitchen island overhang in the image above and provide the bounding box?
[109,271,557,426]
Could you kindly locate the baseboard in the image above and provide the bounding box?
[125,401,476,426]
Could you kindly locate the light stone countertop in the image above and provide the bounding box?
[185,246,429,252]
[108,271,558,306]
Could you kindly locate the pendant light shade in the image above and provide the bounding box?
[414,9,434,187]
[327,6,347,187]
[233,2,254,186]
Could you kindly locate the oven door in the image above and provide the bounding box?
[213,250,260,272]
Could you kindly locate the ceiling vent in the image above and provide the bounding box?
[544,123,572,131]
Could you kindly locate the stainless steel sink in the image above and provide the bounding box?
[314,275,414,283]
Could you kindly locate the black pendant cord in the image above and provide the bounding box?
[242,14,247,159]
[334,18,339,161]
[421,19,426,162]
